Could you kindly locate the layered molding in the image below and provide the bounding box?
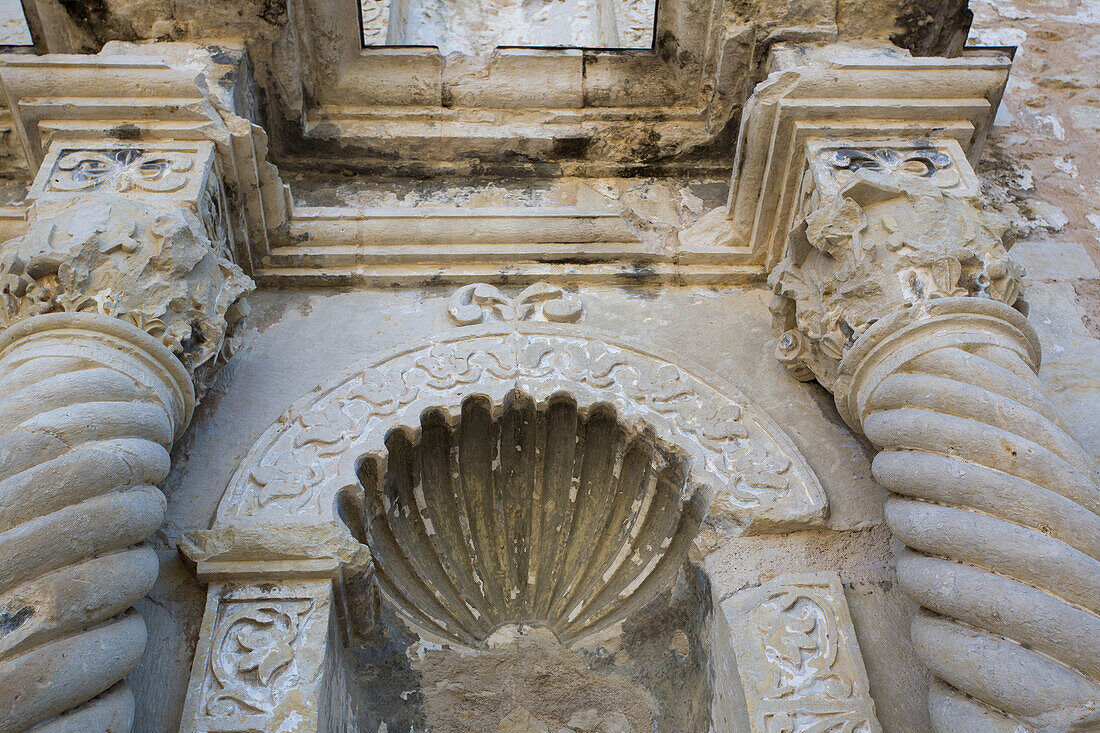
[0,43,290,274]
[723,572,881,733]
[679,43,1012,269]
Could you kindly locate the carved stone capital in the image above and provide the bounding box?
[768,138,1025,391]
[1,141,254,384]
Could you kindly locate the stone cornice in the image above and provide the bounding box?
[679,43,1012,268]
[0,43,290,274]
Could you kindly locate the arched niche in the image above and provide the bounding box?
[179,323,828,732]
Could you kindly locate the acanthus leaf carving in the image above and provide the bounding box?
[204,601,314,716]
[769,141,1026,390]
[0,194,252,378]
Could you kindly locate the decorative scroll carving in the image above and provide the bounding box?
[825,146,962,191]
[723,573,881,733]
[217,326,826,535]
[204,601,314,715]
[359,0,391,45]
[49,149,195,194]
[769,141,1025,390]
[184,580,333,733]
[448,282,583,325]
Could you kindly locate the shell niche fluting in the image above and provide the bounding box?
[351,391,706,647]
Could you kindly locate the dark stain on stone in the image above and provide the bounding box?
[551,135,594,159]
[617,262,659,284]
[58,0,138,45]
[259,0,289,26]
[204,44,239,66]
[890,0,972,56]
[109,124,142,141]
[0,606,33,636]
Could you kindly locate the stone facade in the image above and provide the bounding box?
[0,1,1097,732]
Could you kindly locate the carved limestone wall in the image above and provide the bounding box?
[767,133,1100,729]
[1,142,253,381]
[723,572,880,733]
[0,138,252,732]
[178,290,841,731]
[214,321,826,535]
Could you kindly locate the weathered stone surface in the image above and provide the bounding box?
[0,313,192,732]
[0,3,1092,731]
[0,195,250,376]
[723,572,881,733]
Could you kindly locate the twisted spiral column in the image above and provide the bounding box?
[834,299,1100,731]
[0,313,193,732]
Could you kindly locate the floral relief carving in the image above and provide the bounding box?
[49,148,195,194]
[359,0,391,45]
[724,573,881,733]
[203,601,314,716]
[218,327,826,535]
[0,195,252,376]
[769,143,1025,389]
[448,282,583,324]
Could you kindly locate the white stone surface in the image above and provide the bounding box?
[364,0,656,53]
[0,0,29,46]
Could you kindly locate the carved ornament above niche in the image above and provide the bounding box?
[211,324,826,539]
[448,282,583,325]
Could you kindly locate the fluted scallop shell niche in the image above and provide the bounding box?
[351,391,707,648]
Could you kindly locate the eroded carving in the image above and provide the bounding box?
[49,149,195,194]
[448,282,583,325]
[0,195,252,375]
[724,573,881,733]
[218,327,826,535]
[768,136,1100,730]
[826,146,962,191]
[353,394,704,647]
[769,143,1024,389]
[204,601,315,715]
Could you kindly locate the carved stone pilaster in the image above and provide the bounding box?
[768,136,1100,731]
[0,140,252,731]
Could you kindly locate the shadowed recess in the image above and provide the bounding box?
[348,390,706,648]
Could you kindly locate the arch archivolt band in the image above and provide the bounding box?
[213,323,827,533]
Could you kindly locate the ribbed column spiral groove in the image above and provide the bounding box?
[836,300,1100,731]
[0,314,193,733]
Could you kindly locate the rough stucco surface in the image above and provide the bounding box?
[971,0,1100,458]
